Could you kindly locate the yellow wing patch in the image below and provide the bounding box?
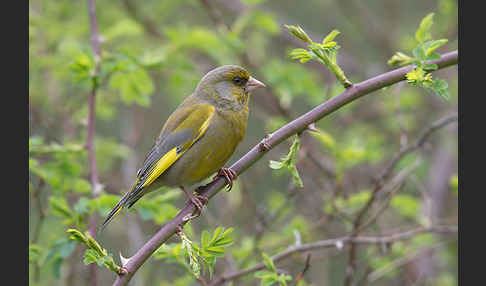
[141,147,180,188]
[141,105,215,188]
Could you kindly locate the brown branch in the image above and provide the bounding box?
[293,253,312,285]
[111,51,457,286]
[86,0,102,285]
[342,113,458,286]
[209,225,457,286]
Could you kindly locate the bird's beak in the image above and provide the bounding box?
[245,76,266,92]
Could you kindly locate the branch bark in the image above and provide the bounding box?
[209,225,457,286]
[86,0,102,285]
[342,113,458,286]
[111,51,457,285]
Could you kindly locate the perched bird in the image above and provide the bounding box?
[101,65,265,230]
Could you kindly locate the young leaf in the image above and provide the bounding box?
[262,253,277,272]
[284,25,313,44]
[322,29,340,44]
[421,39,448,55]
[415,13,435,43]
[269,136,304,187]
[201,230,210,248]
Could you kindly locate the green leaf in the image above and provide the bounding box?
[49,196,73,219]
[204,246,226,257]
[288,48,311,63]
[269,160,284,170]
[210,227,223,242]
[415,13,435,43]
[69,52,95,83]
[423,63,438,71]
[387,52,414,67]
[284,25,313,44]
[426,52,441,61]
[421,39,448,56]
[291,167,303,188]
[201,230,210,248]
[390,194,420,220]
[262,253,276,272]
[103,19,143,41]
[83,249,101,265]
[67,228,87,244]
[412,46,427,62]
[29,244,43,263]
[322,29,340,44]
[269,136,303,187]
[431,79,450,99]
[109,67,154,107]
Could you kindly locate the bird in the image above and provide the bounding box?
[101,65,265,230]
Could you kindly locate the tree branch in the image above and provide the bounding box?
[209,225,457,285]
[343,113,458,286]
[86,0,102,284]
[111,51,457,285]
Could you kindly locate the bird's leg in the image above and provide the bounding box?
[179,186,207,218]
[213,168,238,191]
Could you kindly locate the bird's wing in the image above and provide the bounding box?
[100,103,215,231]
[138,103,215,189]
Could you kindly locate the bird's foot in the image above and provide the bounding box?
[258,131,271,152]
[118,267,128,275]
[213,168,238,191]
[180,186,208,219]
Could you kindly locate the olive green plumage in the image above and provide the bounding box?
[101,65,265,230]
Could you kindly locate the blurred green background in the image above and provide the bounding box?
[29,0,458,285]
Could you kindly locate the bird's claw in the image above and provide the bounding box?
[259,140,271,152]
[214,168,238,191]
[188,194,208,219]
[180,186,208,220]
[258,131,271,152]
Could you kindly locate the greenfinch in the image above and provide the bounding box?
[102,65,265,230]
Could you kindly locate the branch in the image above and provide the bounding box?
[86,0,102,284]
[209,225,457,285]
[111,50,457,285]
[342,113,458,285]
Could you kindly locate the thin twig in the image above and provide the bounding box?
[209,225,457,286]
[86,0,102,285]
[342,113,458,286]
[293,253,312,285]
[111,51,457,285]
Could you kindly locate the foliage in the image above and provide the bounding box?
[67,228,123,274]
[154,227,234,279]
[29,0,457,285]
[388,13,450,99]
[269,136,304,187]
[286,25,352,88]
[254,253,292,286]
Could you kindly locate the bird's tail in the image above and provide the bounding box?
[99,179,141,233]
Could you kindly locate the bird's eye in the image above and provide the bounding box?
[232,77,246,86]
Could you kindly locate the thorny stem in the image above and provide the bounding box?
[343,114,458,286]
[86,0,102,285]
[209,226,457,286]
[112,51,457,286]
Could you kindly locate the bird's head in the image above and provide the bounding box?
[195,65,265,110]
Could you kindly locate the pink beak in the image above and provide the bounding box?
[245,76,266,92]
